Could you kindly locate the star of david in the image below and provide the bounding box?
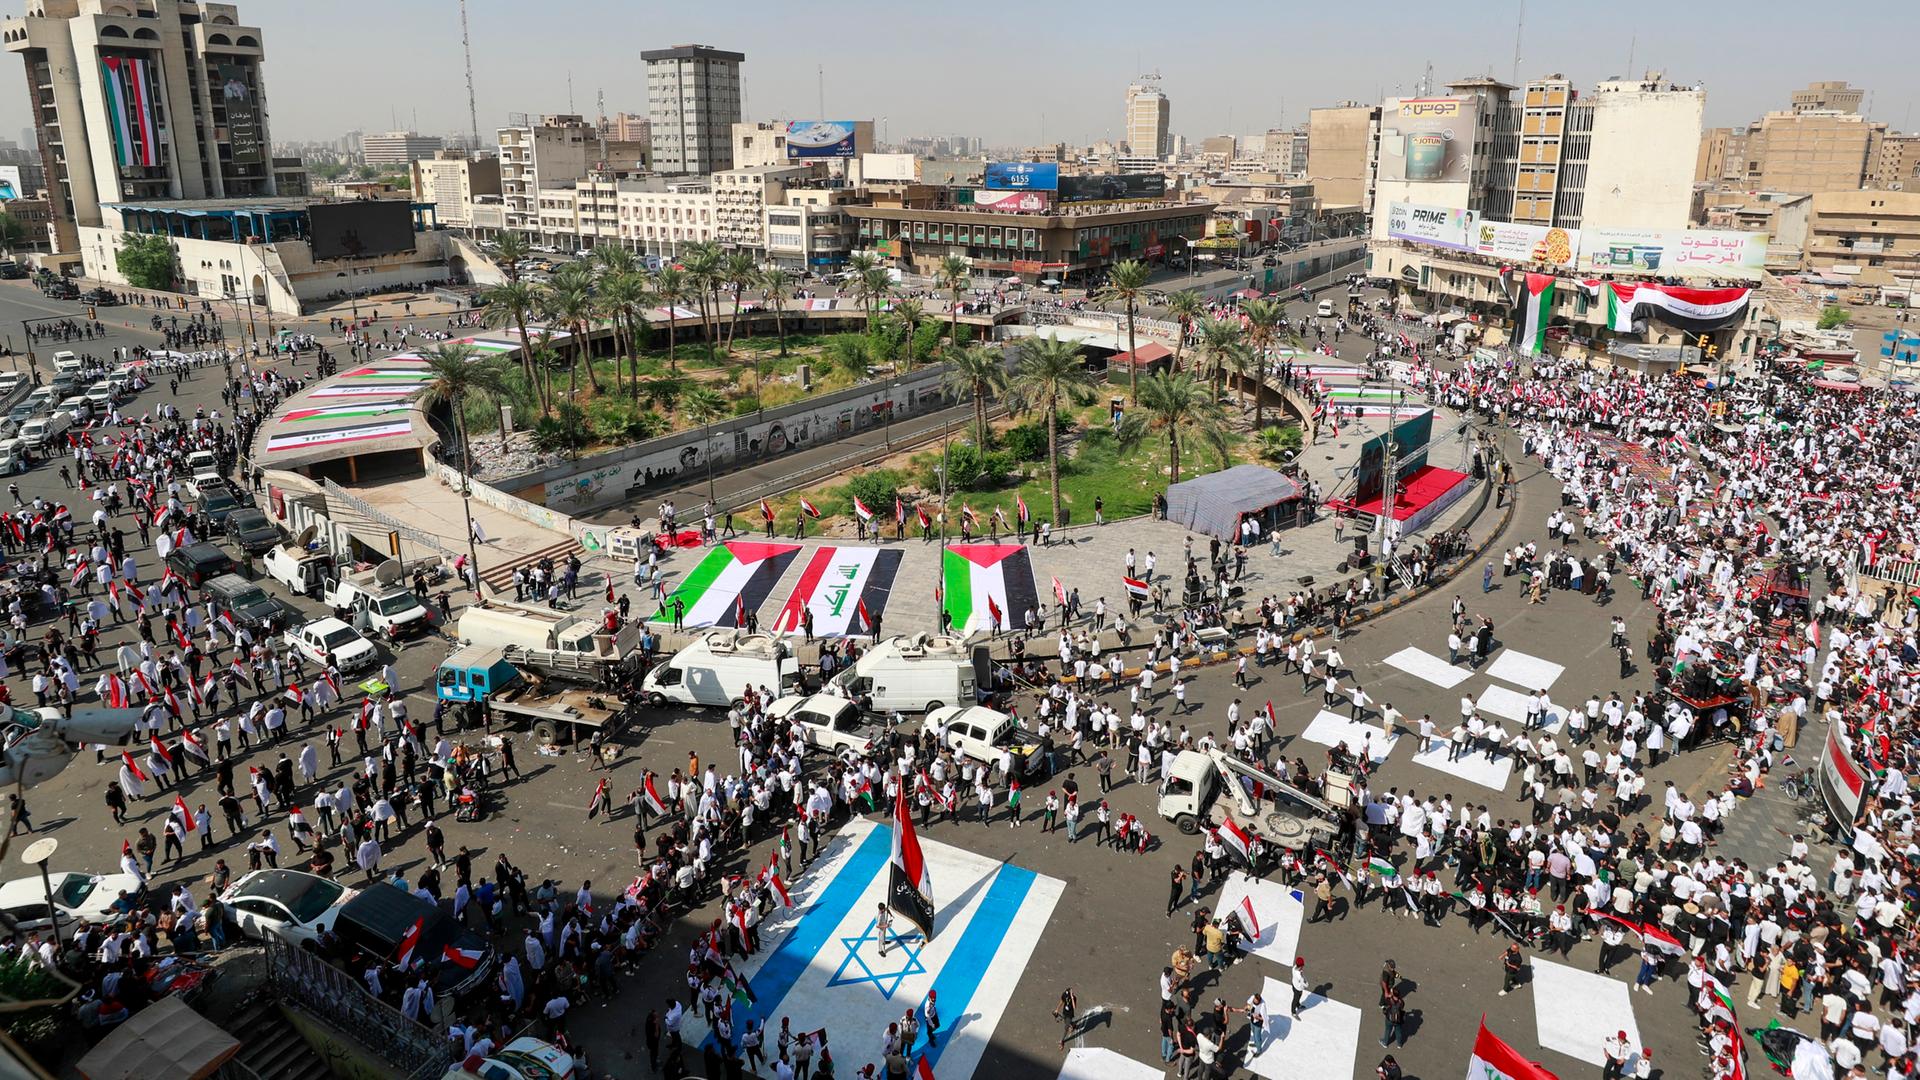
[826,917,927,999]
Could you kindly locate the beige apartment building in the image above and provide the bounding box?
[1306,103,1377,209]
[1874,133,1920,192]
[713,163,810,253]
[1804,190,1920,282]
[1790,80,1865,115]
[410,149,500,229]
[497,114,594,237]
[1695,127,1748,184]
[1124,77,1170,159]
[1742,110,1885,194]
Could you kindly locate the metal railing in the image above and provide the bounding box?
[261,937,444,1080]
[321,478,460,564]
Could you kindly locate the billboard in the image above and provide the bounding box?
[0,167,21,201]
[1471,219,1579,269]
[1578,227,1768,281]
[1057,173,1165,203]
[984,162,1060,191]
[971,189,1051,213]
[1377,97,1478,184]
[1386,201,1472,250]
[307,200,416,261]
[861,153,920,182]
[785,120,858,159]
[218,64,265,166]
[1353,410,1434,506]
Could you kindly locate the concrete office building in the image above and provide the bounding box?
[4,0,280,256]
[1742,109,1885,195]
[849,197,1211,283]
[600,112,649,143]
[712,162,810,253]
[1124,76,1170,159]
[1306,103,1378,209]
[644,44,743,175]
[361,130,443,167]
[1804,190,1920,283]
[410,149,500,229]
[731,121,788,169]
[496,114,593,236]
[1790,80,1865,116]
[1696,127,1748,184]
[1873,133,1920,192]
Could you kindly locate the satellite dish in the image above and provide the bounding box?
[294,524,317,548]
[374,559,404,586]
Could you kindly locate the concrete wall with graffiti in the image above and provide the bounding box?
[511,366,954,518]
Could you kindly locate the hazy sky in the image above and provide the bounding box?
[8,0,1920,147]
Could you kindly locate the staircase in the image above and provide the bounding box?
[230,1002,332,1080]
[478,536,583,594]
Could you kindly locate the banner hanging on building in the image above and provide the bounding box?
[1514,274,1556,356]
[1578,227,1768,281]
[217,64,265,166]
[1587,281,1753,333]
[1472,219,1579,269]
[100,57,160,169]
[1386,202,1473,251]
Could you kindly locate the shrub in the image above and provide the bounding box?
[531,401,590,453]
[846,469,905,514]
[1256,425,1303,460]
[1817,304,1851,330]
[1001,420,1073,462]
[730,393,762,416]
[919,442,1014,492]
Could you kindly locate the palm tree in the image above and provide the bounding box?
[591,243,635,279]
[679,242,724,365]
[1164,289,1204,373]
[653,267,691,373]
[1239,297,1284,429]
[720,252,759,353]
[1194,316,1245,405]
[934,255,971,346]
[891,299,925,369]
[640,374,688,420]
[758,267,795,358]
[1220,342,1259,411]
[854,266,893,330]
[598,271,650,396]
[942,341,1007,450]
[491,232,531,285]
[1130,370,1230,486]
[480,279,545,413]
[419,342,509,594]
[1099,259,1152,405]
[1006,335,1095,526]
[543,262,601,396]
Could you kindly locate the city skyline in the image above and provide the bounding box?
[6,0,1919,153]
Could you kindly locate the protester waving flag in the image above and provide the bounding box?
[1467,1018,1559,1080]
[852,496,874,522]
[800,498,821,519]
[888,785,936,939]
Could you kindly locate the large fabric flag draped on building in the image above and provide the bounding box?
[654,541,800,628]
[1513,273,1556,356]
[941,545,1038,632]
[100,57,161,168]
[889,787,936,939]
[771,546,903,637]
[1589,281,1754,334]
[1467,1018,1560,1080]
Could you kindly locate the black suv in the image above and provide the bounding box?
[165,542,236,587]
[332,884,494,997]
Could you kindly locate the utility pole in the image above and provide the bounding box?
[458,0,480,154]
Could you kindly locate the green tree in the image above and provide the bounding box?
[1194,316,1245,405]
[680,242,725,365]
[942,341,1007,450]
[1164,289,1204,373]
[418,343,509,592]
[827,334,871,378]
[1817,305,1852,330]
[890,299,925,370]
[1006,335,1095,525]
[934,254,971,346]
[491,232,531,283]
[598,270,650,396]
[1125,370,1230,485]
[682,385,726,428]
[853,264,893,329]
[542,263,601,396]
[0,211,26,255]
[114,234,177,290]
[640,375,688,419]
[759,267,795,358]
[1239,297,1284,428]
[653,266,691,373]
[1100,259,1152,404]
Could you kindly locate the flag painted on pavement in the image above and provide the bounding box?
[771,546,903,637]
[653,541,801,629]
[941,545,1038,632]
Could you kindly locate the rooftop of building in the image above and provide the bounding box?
[641,44,745,62]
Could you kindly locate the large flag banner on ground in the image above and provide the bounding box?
[1468,1018,1561,1080]
[941,545,1038,632]
[280,402,412,424]
[772,546,904,637]
[265,422,414,453]
[1514,273,1555,356]
[682,819,1062,1080]
[654,541,800,627]
[890,787,936,939]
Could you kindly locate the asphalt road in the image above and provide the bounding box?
[0,272,1778,1080]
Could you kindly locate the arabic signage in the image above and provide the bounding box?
[1378,97,1478,184]
[1472,219,1579,269]
[971,189,1051,213]
[219,64,265,166]
[785,121,859,159]
[984,162,1060,191]
[1579,227,1768,280]
[1387,201,1472,250]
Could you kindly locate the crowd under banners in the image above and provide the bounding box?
[771,546,905,637]
[941,545,1039,633]
[265,421,414,454]
[652,541,801,628]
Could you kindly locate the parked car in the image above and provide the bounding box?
[224,508,282,553]
[82,287,121,306]
[334,883,494,997]
[164,541,237,587]
[0,438,27,475]
[17,412,71,450]
[284,616,378,672]
[194,484,245,530]
[0,870,144,938]
[221,868,358,947]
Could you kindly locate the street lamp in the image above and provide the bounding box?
[20,836,61,942]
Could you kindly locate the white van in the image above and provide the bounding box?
[640,631,802,709]
[828,633,978,714]
[18,411,70,449]
[51,351,81,376]
[1316,299,1335,319]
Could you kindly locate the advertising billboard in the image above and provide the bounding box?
[1471,219,1579,269]
[971,189,1051,213]
[861,153,920,182]
[984,162,1060,191]
[1578,227,1768,281]
[784,120,859,159]
[1386,201,1472,250]
[1377,97,1478,184]
[1057,173,1166,203]
[307,200,416,261]
[218,64,265,166]
[0,166,21,201]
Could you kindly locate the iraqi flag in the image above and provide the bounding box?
[760,499,776,523]
[1218,817,1253,862]
[888,785,936,940]
[915,505,932,529]
[771,546,902,637]
[941,544,1038,633]
[1635,919,1688,957]
[1468,1018,1559,1080]
[394,916,425,967]
[642,774,670,816]
[851,496,874,522]
[179,728,208,760]
[120,751,149,783]
[442,943,487,970]
[1513,273,1555,357]
[148,735,173,766]
[1051,576,1067,606]
[1604,282,1753,334]
[654,541,800,629]
[1123,575,1152,601]
[800,498,821,519]
[1237,894,1263,945]
[285,684,305,707]
[1016,493,1030,525]
[172,796,196,831]
[895,496,906,526]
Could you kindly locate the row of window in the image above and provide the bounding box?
[860,219,1043,250]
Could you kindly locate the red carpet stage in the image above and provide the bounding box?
[1343,465,1472,533]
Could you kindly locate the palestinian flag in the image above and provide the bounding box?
[888,785,936,939]
[281,402,411,424]
[1514,273,1555,356]
[1468,1018,1559,1080]
[771,546,903,637]
[941,545,1038,633]
[653,541,800,629]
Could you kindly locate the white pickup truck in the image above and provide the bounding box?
[925,704,1048,778]
[324,571,431,641]
[765,693,886,756]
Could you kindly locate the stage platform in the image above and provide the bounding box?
[1344,465,1472,531]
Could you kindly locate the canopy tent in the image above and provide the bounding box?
[77,996,241,1080]
[1163,464,1303,540]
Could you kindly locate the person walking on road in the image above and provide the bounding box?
[1055,987,1080,1048]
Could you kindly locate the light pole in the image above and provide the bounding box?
[703,417,716,503]
[20,836,61,942]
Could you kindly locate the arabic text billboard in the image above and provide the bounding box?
[1578,227,1768,280]
[984,162,1060,191]
[785,120,858,159]
[218,64,265,166]
[1057,173,1165,203]
[1386,201,1472,250]
[971,189,1051,213]
[1378,97,1478,184]
[1471,219,1579,269]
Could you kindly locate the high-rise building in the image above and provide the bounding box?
[1695,127,1749,184]
[361,130,444,167]
[4,0,279,253]
[1741,110,1884,194]
[1124,77,1170,159]
[1874,133,1920,192]
[644,44,744,175]
[1306,103,1379,207]
[1790,80,1865,115]
[496,114,594,237]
